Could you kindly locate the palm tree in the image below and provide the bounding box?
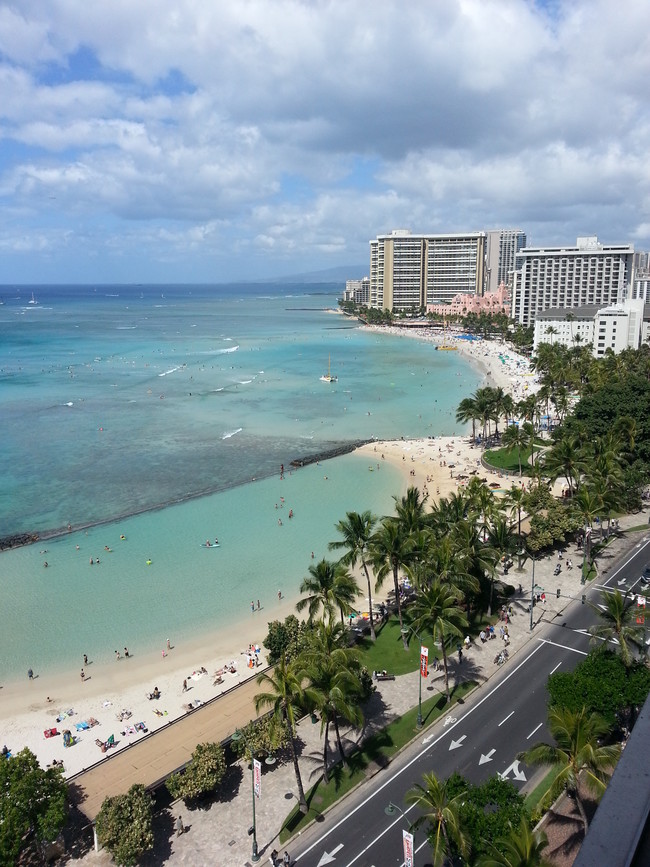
[370,518,415,648]
[477,816,552,867]
[456,396,479,442]
[299,622,363,783]
[588,589,645,667]
[518,706,620,834]
[504,484,526,540]
[393,485,430,534]
[405,771,470,867]
[296,559,358,625]
[543,434,583,497]
[410,581,468,703]
[255,654,310,813]
[329,510,379,641]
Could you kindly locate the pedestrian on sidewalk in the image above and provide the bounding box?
[175,815,184,837]
[283,852,291,866]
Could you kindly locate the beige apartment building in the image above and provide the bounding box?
[369,230,486,312]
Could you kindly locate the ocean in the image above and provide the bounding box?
[0,284,481,681]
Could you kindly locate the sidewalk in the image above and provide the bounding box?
[68,515,649,866]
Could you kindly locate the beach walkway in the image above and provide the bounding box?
[69,676,262,824]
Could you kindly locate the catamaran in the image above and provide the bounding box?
[320,355,338,382]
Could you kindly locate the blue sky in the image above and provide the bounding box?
[0,0,649,284]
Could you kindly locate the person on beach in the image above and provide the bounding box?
[251,600,255,612]
[28,668,33,680]
[182,679,188,692]
[167,638,171,650]
[257,599,260,610]
[115,650,121,661]
[83,654,88,666]
[278,590,282,601]
[80,669,85,681]
[124,647,130,658]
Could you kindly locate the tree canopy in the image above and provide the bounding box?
[95,784,154,867]
[0,748,67,865]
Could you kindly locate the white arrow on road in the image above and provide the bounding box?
[317,843,344,866]
[479,749,496,765]
[449,735,466,750]
[498,759,527,782]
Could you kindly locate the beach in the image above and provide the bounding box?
[0,331,538,779]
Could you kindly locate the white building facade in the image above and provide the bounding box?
[343,277,370,304]
[533,298,648,357]
[485,229,526,294]
[512,236,634,328]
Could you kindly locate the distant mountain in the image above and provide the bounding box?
[273,265,367,284]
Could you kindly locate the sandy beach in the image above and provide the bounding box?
[0,333,538,780]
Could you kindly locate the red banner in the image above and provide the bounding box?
[403,829,414,867]
[420,645,428,678]
[253,758,261,799]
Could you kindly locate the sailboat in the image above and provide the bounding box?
[29,292,37,305]
[320,355,338,383]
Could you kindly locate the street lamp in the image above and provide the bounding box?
[401,626,424,728]
[231,729,276,862]
[385,802,415,865]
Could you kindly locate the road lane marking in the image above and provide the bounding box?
[550,661,563,674]
[317,843,344,866]
[296,640,548,865]
[537,638,588,655]
[603,537,650,587]
[527,722,543,740]
[498,711,514,727]
[479,749,496,764]
[449,735,466,750]
[499,759,527,781]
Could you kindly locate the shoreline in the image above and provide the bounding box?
[1,333,537,781]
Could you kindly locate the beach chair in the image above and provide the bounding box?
[135,722,148,733]
[62,730,75,748]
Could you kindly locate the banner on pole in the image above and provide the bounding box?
[420,645,428,679]
[253,758,261,799]
[403,829,414,867]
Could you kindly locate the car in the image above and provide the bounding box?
[640,567,650,584]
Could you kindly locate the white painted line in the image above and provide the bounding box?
[537,638,588,656]
[602,538,650,588]
[527,722,543,740]
[550,661,563,674]
[498,711,514,727]
[296,640,549,864]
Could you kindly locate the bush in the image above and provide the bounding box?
[166,742,227,804]
[96,784,154,867]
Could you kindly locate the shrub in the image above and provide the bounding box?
[166,742,227,804]
[230,716,288,762]
[95,784,154,867]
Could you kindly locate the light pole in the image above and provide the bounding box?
[529,549,535,633]
[232,729,276,862]
[401,626,424,728]
[385,803,415,865]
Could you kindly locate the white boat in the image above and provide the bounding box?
[29,292,37,305]
[320,355,338,383]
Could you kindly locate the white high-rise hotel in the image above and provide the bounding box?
[511,236,635,328]
[368,229,525,312]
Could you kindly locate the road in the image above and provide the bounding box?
[291,535,650,867]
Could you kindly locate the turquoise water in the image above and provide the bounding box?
[0,284,481,681]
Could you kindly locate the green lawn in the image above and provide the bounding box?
[356,617,440,674]
[279,680,476,842]
[484,438,546,475]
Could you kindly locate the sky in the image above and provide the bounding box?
[0,0,649,284]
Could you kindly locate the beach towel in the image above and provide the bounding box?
[124,724,137,735]
[75,721,90,731]
[44,728,58,738]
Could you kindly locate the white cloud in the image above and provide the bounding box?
[0,0,649,281]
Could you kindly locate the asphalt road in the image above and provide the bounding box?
[291,535,650,867]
